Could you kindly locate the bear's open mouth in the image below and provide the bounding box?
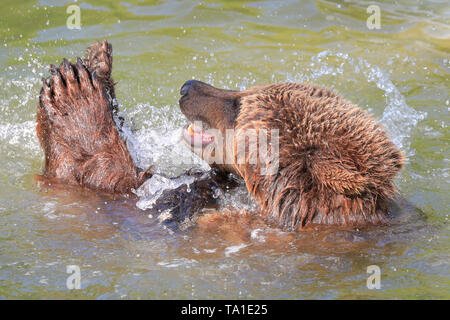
[182,123,215,147]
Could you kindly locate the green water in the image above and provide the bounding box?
[0,0,448,299]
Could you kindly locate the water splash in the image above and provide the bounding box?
[0,120,40,156]
[117,102,210,175]
[134,173,196,211]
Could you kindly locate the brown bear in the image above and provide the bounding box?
[179,80,405,230]
[36,40,404,232]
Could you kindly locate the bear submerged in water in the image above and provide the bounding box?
[179,80,404,230]
[36,40,404,231]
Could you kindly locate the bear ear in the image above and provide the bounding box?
[310,158,369,196]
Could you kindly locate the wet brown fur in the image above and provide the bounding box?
[179,81,405,230]
[36,40,152,195]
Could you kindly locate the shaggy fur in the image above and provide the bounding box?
[179,81,405,230]
[36,40,152,194]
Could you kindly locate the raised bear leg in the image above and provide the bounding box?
[36,41,151,194]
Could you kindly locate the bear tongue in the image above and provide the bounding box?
[185,123,214,145]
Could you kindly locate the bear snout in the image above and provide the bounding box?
[180,79,201,96]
